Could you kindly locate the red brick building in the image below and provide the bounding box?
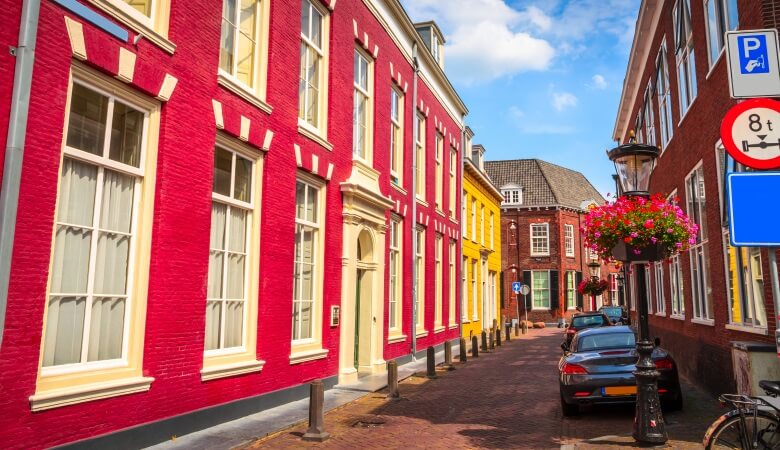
[613,0,780,396]
[484,159,612,325]
[0,0,466,447]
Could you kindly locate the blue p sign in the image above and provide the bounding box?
[738,35,770,74]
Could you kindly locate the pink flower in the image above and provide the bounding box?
[688,238,696,244]
[650,237,657,244]
[667,228,674,233]
[594,231,601,238]
[644,219,654,228]
[675,242,683,248]
[633,249,641,255]
[630,232,638,238]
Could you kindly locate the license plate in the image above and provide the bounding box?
[602,386,637,396]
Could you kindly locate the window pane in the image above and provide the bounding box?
[57,158,97,226]
[94,232,130,296]
[42,296,86,366]
[233,155,252,202]
[236,0,256,86]
[205,300,222,350]
[726,0,739,30]
[220,0,236,73]
[306,184,317,222]
[214,148,232,196]
[109,101,144,168]
[210,203,227,250]
[87,297,125,361]
[67,84,108,156]
[51,226,92,294]
[310,4,322,47]
[300,0,309,38]
[100,169,135,234]
[208,250,225,299]
[296,181,306,220]
[228,208,247,253]
[224,300,244,347]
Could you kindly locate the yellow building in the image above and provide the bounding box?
[461,138,503,339]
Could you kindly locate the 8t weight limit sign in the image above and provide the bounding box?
[721,98,780,170]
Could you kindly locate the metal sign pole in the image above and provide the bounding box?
[523,293,528,325]
[768,249,780,358]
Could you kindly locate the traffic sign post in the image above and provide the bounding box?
[519,284,530,326]
[511,282,521,294]
[727,173,780,246]
[721,98,780,170]
[726,29,780,98]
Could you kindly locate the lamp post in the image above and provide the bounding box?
[509,221,521,325]
[587,261,600,311]
[607,139,666,444]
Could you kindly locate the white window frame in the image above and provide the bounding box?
[435,133,443,211]
[390,87,403,186]
[415,113,426,201]
[471,198,477,242]
[462,193,467,235]
[481,258,487,324]
[434,233,443,330]
[566,271,576,310]
[531,270,551,310]
[644,82,657,147]
[449,240,456,326]
[471,259,478,321]
[668,190,686,319]
[462,256,468,322]
[530,223,550,256]
[353,48,374,164]
[645,265,654,315]
[686,163,712,322]
[414,227,426,333]
[388,216,402,335]
[489,211,495,249]
[502,189,521,205]
[449,147,457,218]
[657,42,674,149]
[704,0,739,68]
[674,0,698,118]
[480,205,485,245]
[564,224,574,257]
[89,0,173,53]
[654,261,666,315]
[298,0,330,138]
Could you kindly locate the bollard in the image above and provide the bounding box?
[522,321,528,335]
[443,341,455,370]
[387,360,400,399]
[426,346,437,378]
[471,335,479,357]
[505,324,511,342]
[301,379,330,442]
[480,331,488,352]
[515,323,520,337]
[489,329,495,350]
[496,329,502,346]
[459,337,467,362]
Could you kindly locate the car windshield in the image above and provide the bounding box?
[578,332,635,352]
[571,315,607,328]
[600,307,622,317]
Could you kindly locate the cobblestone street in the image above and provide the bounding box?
[246,328,723,449]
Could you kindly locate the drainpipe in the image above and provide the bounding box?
[458,115,465,337]
[410,44,419,359]
[0,0,41,350]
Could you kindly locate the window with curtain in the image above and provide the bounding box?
[414,227,425,330]
[656,44,673,148]
[705,0,739,67]
[449,148,456,218]
[532,271,550,309]
[415,113,426,200]
[205,147,254,352]
[565,271,576,309]
[292,178,321,341]
[389,217,401,332]
[219,0,261,89]
[531,223,549,255]
[449,240,456,325]
[43,82,147,368]
[435,134,443,210]
[654,262,665,314]
[686,164,712,320]
[390,87,403,185]
[435,234,443,327]
[565,224,574,257]
[674,0,697,116]
[299,0,325,129]
[353,49,371,161]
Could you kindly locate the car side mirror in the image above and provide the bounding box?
[654,337,661,347]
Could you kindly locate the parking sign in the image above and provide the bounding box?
[726,29,780,98]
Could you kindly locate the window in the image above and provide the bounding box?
[292,176,325,350]
[389,217,402,333]
[674,0,697,116]
[434,134,443,210]
[414,227,425,332]
[610,274,618,306]
[462,194,467,235]
[91,0,172,52]
[532,271,550,309]
[471,198,477,241]
[643,83,657,147]
[565,271,576,309]
[449,240,456,325]
[415,113,426,200]
[219,0,270,101]
[489,212,495,249]
[449,148,457,218]
[657,44,674,148]
[686,164,712,321]
[481,258,487,323]
[434,234,443,329]
[705,0,739,67]
[564,224,574,257]
[654,262,665,314]
[645,265,653,315]
[36,68,159,409]
[353,49,373,162]
[670,255,685,316]
[299,0,328,132]
[462,256,468,321]
[488,270,497,327]
[531,223,550,256]
[471,259,478,320]
[480,205,485,245]
[390,87,403,185]
[502,189,521,205]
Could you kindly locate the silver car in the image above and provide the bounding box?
[558,326,682,416]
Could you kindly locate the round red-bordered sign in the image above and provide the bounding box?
[721,98,780,170]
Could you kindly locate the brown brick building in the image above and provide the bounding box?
[484,159,611,325]
[613,0,780,396]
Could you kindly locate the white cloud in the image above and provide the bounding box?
[592,74,608,89]
[507,105,575,134]
[552,92,578,111]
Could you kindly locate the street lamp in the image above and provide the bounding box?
[607,138,666,445]
[587,261,600,311]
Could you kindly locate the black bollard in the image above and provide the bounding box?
[426,346,437,378]
[505,324,511,342]
[481,330,488,352]
[443,341,455,370]
[515,323,520,337]
[459,337,467,362]
[489,329,495,350]
[522,321,528,335]
[302,379,330,442]
[387,360,400,399]
[497,329,502,346]
[471,335,479,357]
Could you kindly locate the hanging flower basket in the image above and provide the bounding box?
[577,278,609,296]
[581,193,698,263]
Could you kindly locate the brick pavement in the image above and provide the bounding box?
[244,327,724,449]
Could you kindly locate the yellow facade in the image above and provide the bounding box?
[461,158,503,339]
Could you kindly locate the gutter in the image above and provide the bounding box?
[410,43,419,359]
[0,0,41,350]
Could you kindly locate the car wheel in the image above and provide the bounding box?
[662,388,683,412]
[560,392,579,417]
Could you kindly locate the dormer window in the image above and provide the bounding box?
[501,184,522,205]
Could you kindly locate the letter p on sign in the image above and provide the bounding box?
[738,35,770,74]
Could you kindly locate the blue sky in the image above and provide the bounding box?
[401,0,641,197]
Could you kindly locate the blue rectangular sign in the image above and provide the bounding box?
[728,172,780,246]
[512,282,521,294]
[738,34,770,74]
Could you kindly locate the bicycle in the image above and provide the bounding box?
[703,380,780,449]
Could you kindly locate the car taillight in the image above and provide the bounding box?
[562,363,588,374]
[655,358,673,370]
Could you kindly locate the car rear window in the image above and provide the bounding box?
[571,315,607,327]
[601,307,622,317]
[578,332,635,351]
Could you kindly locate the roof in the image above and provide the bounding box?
[484,159,605,210]
[463,158,503,201]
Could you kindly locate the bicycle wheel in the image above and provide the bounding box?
[707,410,780,450]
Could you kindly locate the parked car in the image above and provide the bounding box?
[558,326,683,416]
[564,312,611,347]
[598,305,630,325]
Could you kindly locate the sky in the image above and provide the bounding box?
[400,0,641,197]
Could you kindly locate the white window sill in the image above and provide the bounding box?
[387,333,407,344]
[88,0,176,54]
[670,314,686,321]
[289,348,329,364]
[200,359,265,381]
[433,325,446,333]
[416,197,429,207]
[726,324,769,335]
[461,318,470,324]
[449,216,458,224]
[435,209,446,218]
[655,312,667,317]
[217,74,272,114]
[297,123,333,151]
[531,307,550,311]
[677,95,698,126]
[415,330,428,338]
[472,316,479,322]
[30,376,154,412]
[448,324,458,330]
[530,253,550,257]
[391,183,407,196]
[691,317,714,326]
